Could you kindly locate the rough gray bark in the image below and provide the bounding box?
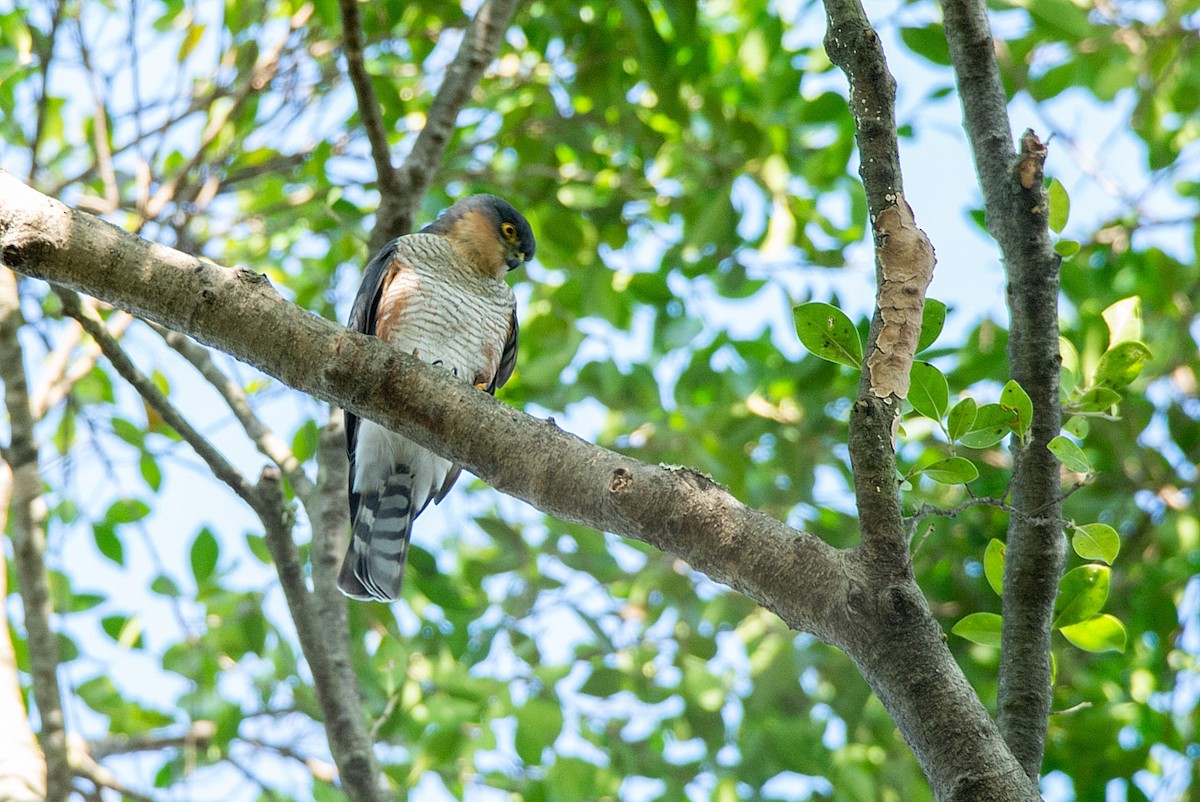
[1,166,1041,800]
[0,468,48,802]
[942,0,1065,780]
[0,268,70,802]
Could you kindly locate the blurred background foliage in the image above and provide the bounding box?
[1,0,1198,799]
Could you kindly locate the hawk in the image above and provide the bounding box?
[339,195,535,602]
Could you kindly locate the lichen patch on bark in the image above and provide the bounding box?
[867,196,935,399]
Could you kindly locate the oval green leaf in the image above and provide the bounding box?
[792,302,863,369]
[984,538,1005,596]
[958,403,1015,449]
[908,361,949,421]
[1048,435,1091,473]
[1048,178,1070,234]
[1054,239,1080,258]
[1072,386,1122,413]
[916,298,948,353]
[1054,565,1111,628]
[947,397,977,442]
[1000,380,1033,440]
[1101,297,1142,348]
[952,612,1002,647]
[1059,614,1127,654]
[922,457,979,485]
[1093,341,1152,389]
[191,527,220,585]
[1071,523,1120,565]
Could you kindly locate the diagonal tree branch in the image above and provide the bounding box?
[365,0,524,252]
[0,268,69,802]
[942,0,1065,779]
[1,167,1049,802]
[58,290,264,512]
[149,323,316,502]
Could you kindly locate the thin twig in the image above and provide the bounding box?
[149,322,316,501]
[57,290,264,512]
[336,0,401,196]
[370,0,524,251]
[27,0,65,183]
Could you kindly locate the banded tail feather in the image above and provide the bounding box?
[338,467,418,602]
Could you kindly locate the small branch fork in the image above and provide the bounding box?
[337,0,524,252]
[52,291,387,802]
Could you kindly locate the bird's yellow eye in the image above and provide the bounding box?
[501,222,517,241]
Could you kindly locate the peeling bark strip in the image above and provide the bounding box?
[867,197,936,398]
[1016,129,1048,192]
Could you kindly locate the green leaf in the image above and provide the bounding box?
[93,523,124,566]
[1071,523,1120,565]
[1054,565,1111,628]
[1093,340,1152,389]
[1059,614,1127,653]
[983,539,1005,596]
[1048,178,1070,233]
[921,457,979,484]
[1072,386,1122,413]
[1063,416,1089,438]
[916,298,947,353]
[104,498,150,525]
[1101,297,1142,347]
[1054,240,1080,258]
[190,528,219,585]
[792,302,863,369]
[292,419,319,462]
[1048,435,1090,473]
[1000,380,1033,440]
[178,24,205,62]
[947,397,977,442]
[958,403,1014,449]
[952,612,1002,647]
[908,361,949,420]
[151,574,183,597]
[514,699,564,764]
[139,453,163,492]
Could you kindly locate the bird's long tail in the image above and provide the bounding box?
[338,468,415,602]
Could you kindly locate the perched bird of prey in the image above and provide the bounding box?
[339,195,535,602]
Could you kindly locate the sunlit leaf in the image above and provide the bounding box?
[984,539,1005,596]
[1101,297,1142,348]
[1054,565,1111,628]
[1059,614,1127,654]
[1093,341,1152,389]
[1071,523,1120,565]
[1048,178,1070,233]
[792,302,863,369]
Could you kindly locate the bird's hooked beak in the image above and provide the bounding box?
[505,252,527,271]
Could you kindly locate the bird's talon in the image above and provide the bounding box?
[475,382,488,391]
[411,348,421,358]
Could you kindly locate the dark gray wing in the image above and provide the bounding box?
[489,306,520,393]
[346,238,401,520]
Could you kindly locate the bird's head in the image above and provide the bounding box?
[424,194,536,278]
